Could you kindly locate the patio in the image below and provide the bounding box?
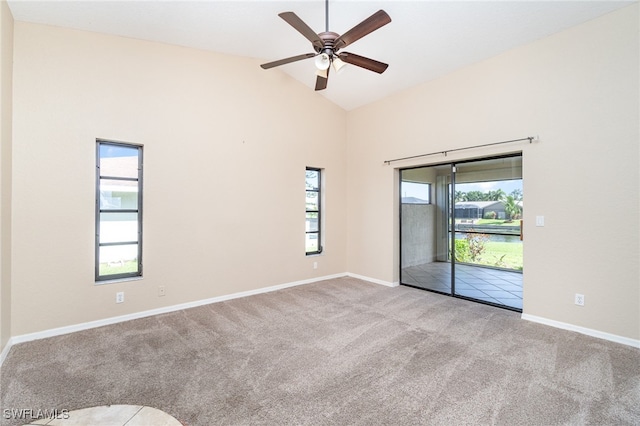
[401,261,523,310]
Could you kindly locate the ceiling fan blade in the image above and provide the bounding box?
[260,53,316,69]
[334,10,391,50]
[315,66,330,91]
[279,12,324,50]
[338,52,388,74]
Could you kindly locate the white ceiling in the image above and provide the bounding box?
[7,0,636,110]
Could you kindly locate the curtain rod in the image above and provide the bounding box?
[383,136,536,165]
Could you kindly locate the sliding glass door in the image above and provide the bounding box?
[400,154,523,311]
[452,156,523,310]
[400,164,452,294]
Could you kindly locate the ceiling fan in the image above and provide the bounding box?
[260,0,391,91]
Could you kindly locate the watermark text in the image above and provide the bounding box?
[3,408,70,420]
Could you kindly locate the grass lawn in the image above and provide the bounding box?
[466,219,521,227]
[477,241,523,270]
[99,260,138,276]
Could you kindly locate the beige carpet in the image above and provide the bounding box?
[2,277,639,425]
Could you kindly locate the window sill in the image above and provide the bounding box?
[95,276,143,285]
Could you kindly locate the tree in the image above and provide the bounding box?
[487,189,506,201]
[465,191,486,201]
[509,188,523,201]
[503,195,521,222]
[455,191,468,202]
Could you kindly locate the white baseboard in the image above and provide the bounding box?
[13,275,635,367]
[7,273,349,350]
[346,272,398,287]
[0,337,14,367]
[521,313,640,349]
[0,272,393,366]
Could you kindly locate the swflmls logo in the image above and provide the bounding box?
[3,408,70,420]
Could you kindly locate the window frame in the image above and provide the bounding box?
[305,167,323,255]
[95,139,143,282]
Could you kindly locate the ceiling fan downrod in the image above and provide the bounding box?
[325,0,329,33]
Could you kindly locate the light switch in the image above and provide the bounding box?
[535,216,545,227]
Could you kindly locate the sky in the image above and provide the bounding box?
[456,179,522,195]
[402,179,523,201]
[100,144,139,158]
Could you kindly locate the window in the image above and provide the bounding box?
[96,140,143,281]
[305,167,322,255]
[401,180,431,204]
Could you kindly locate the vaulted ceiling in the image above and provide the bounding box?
[7,0,635,110]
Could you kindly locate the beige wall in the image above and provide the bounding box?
[4,5,639,344]
[0,0,13,353]
[347,5,639,340]
[10,23,347,336]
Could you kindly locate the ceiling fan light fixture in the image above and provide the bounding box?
[315,68,328,78]
[314,52,331,71]
[332,57,347,73]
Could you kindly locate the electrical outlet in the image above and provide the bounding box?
[575,293,585,306]
[116,292,124,304]
[158,286,166,297]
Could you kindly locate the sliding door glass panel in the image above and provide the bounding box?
[400,165,452,294]
[452,156,523,310]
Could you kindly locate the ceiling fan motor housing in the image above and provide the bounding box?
[317,31,340,58]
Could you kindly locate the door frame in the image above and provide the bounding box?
[399,153,523,312]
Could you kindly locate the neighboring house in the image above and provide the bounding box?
[401,196,429,204]
[455,201,505,219]
[454,200,524,220]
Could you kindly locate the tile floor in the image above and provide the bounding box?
[402,261,523,310]
[24,405,182,426]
